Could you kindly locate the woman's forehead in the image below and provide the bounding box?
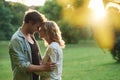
[38,26,44,31]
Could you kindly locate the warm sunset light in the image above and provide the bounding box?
[88,0,106,20]
[88,0,115,50]
[5,0,46,6]
[106,2,120,10]
[56,0,91,26]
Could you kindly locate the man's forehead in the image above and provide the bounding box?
[36,22,42,25]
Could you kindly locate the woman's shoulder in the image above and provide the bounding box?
[49,42,59,48]
[48,42,62,53]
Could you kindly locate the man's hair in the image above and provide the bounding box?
[23,9,46,24]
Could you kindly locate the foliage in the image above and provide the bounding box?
[0,1,28,40]
[60,21,92,43]
[38,0,62,22]
[0,1,13,40]
[58,21,81,44]
[73,0,84,8]
[7,2,28,26]
[110,38,120,62]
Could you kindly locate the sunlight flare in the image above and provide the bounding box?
[88,0,115,50]
[57,0,90,26]
[88,0,106,20]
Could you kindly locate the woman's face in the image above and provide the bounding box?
[38,27,46,39]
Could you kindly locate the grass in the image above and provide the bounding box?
[0,41,12,80]
[0,41,120,80]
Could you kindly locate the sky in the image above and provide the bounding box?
[5,0,46,6]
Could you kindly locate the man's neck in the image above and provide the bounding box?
[21,24,34,44]
[21,24,29,36]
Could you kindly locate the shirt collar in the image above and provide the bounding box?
[17,27,26,39]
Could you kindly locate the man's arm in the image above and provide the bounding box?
[9,39,56,72]
[27,62,56,72]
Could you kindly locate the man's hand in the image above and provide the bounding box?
[43,62,56,71]
[27,62,56,72]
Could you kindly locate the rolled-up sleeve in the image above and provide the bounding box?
[9,38,30,71]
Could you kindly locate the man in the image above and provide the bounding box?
[9,10,56,80]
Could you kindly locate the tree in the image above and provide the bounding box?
[0,1,28,40]
[58,21,81,43]
[0,1,13,40]
[5,2,28,30]
[38,0,62,22]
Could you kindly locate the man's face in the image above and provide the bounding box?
[27,22,41,34]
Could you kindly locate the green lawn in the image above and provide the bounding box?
[0,41,120,80]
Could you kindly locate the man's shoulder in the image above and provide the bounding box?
[11,28,24,41]
[10,33,25,45]
[11,32,21,40]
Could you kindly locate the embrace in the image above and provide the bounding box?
[9,10,65,80]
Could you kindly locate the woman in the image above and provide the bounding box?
[37,20,65,80]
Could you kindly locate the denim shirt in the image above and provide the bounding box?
[9,28,39,80]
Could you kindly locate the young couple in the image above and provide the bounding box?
[9,10,65,80]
